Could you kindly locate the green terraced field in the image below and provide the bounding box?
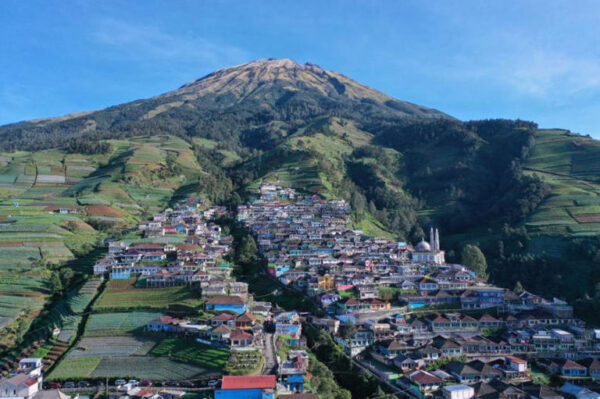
[84,311,165,336]
[150,338,229,370]
[94,278,204,311]
[523,129,600,239]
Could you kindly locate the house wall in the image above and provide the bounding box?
[215,389,273,399]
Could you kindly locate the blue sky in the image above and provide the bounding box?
[1,0,600,137]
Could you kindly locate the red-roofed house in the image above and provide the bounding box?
[408,370,443,394]
[215,375,276,399]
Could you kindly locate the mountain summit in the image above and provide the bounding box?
[167,58,437,112]
[0,59,448,151]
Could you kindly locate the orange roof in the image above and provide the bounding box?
[506,355,527,364]
[221,375,276,390]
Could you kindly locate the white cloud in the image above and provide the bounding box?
[92,18,248,67]
[488,49,600,98]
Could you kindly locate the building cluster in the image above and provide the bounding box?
[0,358,66,399]
[93,200,243,296]
[239,184,600,399]
[214,375,318,399]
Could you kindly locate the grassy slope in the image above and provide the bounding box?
[524,129,600,238]
[0,135,207,353]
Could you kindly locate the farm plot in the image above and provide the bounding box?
[84,311,164,336]
[40,244,74,264]
[0,275,48,294]
[574,214,600,223]
[49,355,214,381]
[94,279,203,311]
[150,338,229,370]
[0,294,45,318]
[91,356,212,380]
[0,247,42,267]
[47,357,102,380]
[69,278,102,314]
[66,336,157,359]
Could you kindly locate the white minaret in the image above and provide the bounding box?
[429,227,434,249]
[435,228,440,251]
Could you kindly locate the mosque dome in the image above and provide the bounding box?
[416,240,431,252]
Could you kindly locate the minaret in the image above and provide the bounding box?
[429,227,434,250]
[435,228,440,251]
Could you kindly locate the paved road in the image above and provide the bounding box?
[262,332,277,374]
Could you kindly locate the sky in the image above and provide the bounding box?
[1,0,600,137]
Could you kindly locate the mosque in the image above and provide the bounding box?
[412,227,445,265]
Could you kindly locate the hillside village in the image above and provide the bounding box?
[2,184,600,399]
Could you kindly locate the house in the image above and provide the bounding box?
[205,296,247,314]
[443,385,475,399]
[378,339,406,359]
[408,370,442,394]
[215,375,276,399]
[393,353,425,372]
[274,312,302,340]
[460,287,505,309]
[559,360,587,378]
[560,383,600,399]
[416,277,439,291]
[279,351,309,393]
[146,316,183,332]
[472,380,527,399]
[335,329,373,356]
[211,313,236,327]
[0,374,40,399]
[478,314,505,329]
[230,330,253,347]
[579,358,600,380]
[520,383,564,399]
[211,324,232,342]
[431,335,463,357]
[311,317,340,334]
[445,360,503,384]
[235,313,256,329]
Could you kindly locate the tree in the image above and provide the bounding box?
[49,271,63,295]
[236,234,258,265]
[60,268,75,287]
[340,323,357,341]
[462,244,488,281]
[513,281,524,293]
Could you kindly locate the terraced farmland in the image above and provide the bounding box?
[94,278,204,311]
[524,129,600,237]
[0,135,208,353]
[84,311,165,337]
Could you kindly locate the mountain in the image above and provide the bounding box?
[0,59,448,152]
[1,58,600,335]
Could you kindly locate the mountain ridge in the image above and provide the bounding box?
[0,58,449,149]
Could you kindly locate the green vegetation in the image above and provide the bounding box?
[94,278,203,311]
[461,244,488,281]
[49,355,212,381]
[149,338,229,370]
[48,357,103,380]
[225,349,263,375]
[84,311,165,336]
